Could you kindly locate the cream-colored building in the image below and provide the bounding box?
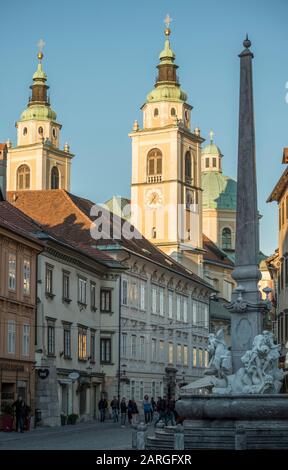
[7,51,73,192]
[267,147,288,363]
[130,26,204,277]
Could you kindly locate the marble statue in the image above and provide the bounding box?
[182,329,284,395]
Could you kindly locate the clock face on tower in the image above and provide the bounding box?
[145,188,163,208]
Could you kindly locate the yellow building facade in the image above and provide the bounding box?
[7,51,74,192]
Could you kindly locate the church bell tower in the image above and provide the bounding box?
[130,17,204,275]
[7,41,74,192]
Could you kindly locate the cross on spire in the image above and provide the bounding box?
[164,13,172,28]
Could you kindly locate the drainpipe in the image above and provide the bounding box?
[117,274,122,403]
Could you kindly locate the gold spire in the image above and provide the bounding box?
[37,38,45,62]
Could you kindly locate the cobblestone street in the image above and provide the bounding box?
[0,420,150,450]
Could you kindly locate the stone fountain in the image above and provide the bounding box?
[146,37,288,450]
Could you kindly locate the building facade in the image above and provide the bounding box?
[0,201,42,415]
[267,147,288,366]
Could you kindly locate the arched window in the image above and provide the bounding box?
[147,148,162,182]
[171,107,176,116]
[222,227,232,249]
[185,151,191,180]
[17,164,30,190]
[154,108,159,117]
[51,166,60,189]
[152,227,157,239]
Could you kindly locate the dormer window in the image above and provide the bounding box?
[154,108,159,117]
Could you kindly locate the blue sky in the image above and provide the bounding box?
[0,0,287,256]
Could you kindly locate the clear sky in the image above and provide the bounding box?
[0,0,287,256]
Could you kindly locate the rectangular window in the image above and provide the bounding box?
[23,259,31,295]
[151,338,157,361]
[130,380,136,400]
[168,342,173,364]
[131,334,137,358]
[47,324,55,356]
[205,157,209,168]
[176,296,181,321]
[183,345,188,366]
[139,381,144,401]
[45,264,53,296]
[129,280,138,308]
[90,331,96,362]
[151,381,156,399]
[78,277,87,305]
[78,328,87,360]
[22,324,30,356]
[140,336,145,360]
[204,303,209,328]
[159,287,164,316]
[7,320,16,354]
[122,279,128,305]
[152,286,157,314]
[183,298,188,323]
[177,344,182,365]
[121,333,127,358]
[90,282,96,310]
[100,289,112,312]
[63,271,70,300]
[193,347,197,367]
[159,340,164,362]
[198,348,203,367]
[63,327,71,358]
[140,282,146,310]
[192,301,197,325]
[168,291,173,319]
[100,338,111,363]
[8,253,16,291]
[205,350,209,368]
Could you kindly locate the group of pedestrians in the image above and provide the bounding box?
[98,394,178,427]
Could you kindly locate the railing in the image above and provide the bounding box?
[147,175,162,183]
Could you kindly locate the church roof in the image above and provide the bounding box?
[202,171,237,210]
[7,189,213,289]
[202,143,221,156]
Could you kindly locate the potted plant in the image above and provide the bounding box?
[67,413,78,425]
[1,403,14,432]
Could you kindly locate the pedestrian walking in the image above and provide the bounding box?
[127,400,133,424]
[110,396,119,423]
[150,397,156,422]
[13,396,25,432]
[131,399,139,425]
[166,397,176,426]
[143,395,152,425]
[98,397,107,422]
[120,397,127,427]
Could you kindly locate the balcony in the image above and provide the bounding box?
[147,175,162,184]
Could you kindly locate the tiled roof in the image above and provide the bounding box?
[7,189,213,288]
[0,200,44,246]
[203,234,234,268]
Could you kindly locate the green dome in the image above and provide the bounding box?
[20,104,57,121]
[202,143,221,155]
[202,171,237,210]
[147,84,187,103]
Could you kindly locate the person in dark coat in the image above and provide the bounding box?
[13,396,25,432]
[120,397,127,427]
[98,398,107,422]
